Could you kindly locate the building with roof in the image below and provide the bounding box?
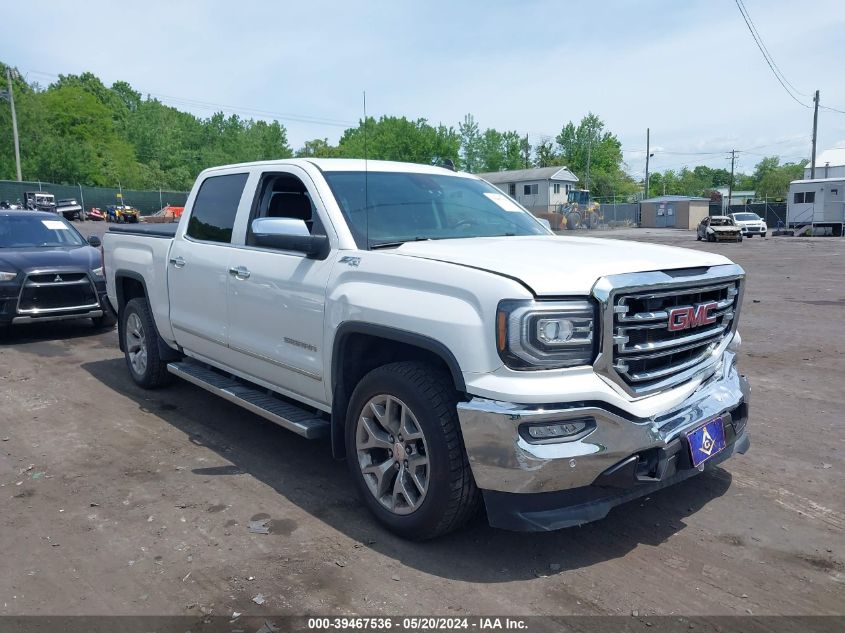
[804,147,845,180]
[640,195,710,229]
[715,187,756,210]
[477,166,579,214]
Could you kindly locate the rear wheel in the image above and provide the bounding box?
[345,361,480,540]
[121,298,172,388]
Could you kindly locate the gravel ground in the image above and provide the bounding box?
[0,225,842,617]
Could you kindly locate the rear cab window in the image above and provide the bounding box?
[186,173,249,243]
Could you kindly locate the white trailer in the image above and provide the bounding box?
[787,177,845,236]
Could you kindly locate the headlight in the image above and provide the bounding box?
[91,266,105,279]
[0,271,17,281]
[496,299,596,369]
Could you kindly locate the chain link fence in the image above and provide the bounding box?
[709,201,788,227]
[0,180,188,215]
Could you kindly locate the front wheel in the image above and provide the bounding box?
[121,298,172,388]
[345,361,480,540]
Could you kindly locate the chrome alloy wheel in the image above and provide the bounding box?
[355,394,430,515]
[125,312,148,376]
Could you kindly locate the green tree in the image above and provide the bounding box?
[458,114,482,172]
[753,156,806,199]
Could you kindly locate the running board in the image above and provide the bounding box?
[167,361,330,439]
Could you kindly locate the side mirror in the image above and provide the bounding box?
[537,218,552,231]
[87,235,102,247]
[251,218,328,258]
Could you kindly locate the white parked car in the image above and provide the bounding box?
[729,212,767,237]
[103,159,750,539]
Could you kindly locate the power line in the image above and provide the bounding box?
[733,0,810,109]
[736,0,809,98]
[819,104,845,115]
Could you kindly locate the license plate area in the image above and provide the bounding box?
[686,417,727,467]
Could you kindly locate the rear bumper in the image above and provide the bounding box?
[457,350,750,530]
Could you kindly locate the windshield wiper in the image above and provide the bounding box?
[370,237,432,250]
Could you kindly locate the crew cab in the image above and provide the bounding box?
[103,159,750,539]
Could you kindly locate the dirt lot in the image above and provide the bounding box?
[0,226,843,618]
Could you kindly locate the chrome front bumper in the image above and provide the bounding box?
[12,309,104,324]
[457,349,749,495]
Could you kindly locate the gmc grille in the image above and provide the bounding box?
[594,265,745,396]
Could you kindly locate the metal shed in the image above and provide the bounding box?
[639,195,710,229]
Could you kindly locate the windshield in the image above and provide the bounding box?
[36,195,55,204]
[567,190,590,205]
[0,215,87,248]
[733,213,761,222]
[711,217,734,226]
[323,171,549,248]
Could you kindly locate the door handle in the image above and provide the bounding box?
[228,266,251,279]
[169,256,186,268]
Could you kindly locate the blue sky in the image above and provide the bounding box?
[4,0,845,176]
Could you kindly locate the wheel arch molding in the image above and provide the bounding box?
[329,322,466,459]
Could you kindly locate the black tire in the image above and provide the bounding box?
[696,234,702,241]
[762,232,767,238]
[345,361,480,540]
[93,302,117,329]
[121,297,172,388]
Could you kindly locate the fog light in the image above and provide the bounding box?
[521,417,595,443]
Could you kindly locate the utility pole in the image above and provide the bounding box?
[644,128,650,200]
[810,89,820,179]
[4,67,23,182]
[727,149,736,212]
[585,137,592,191]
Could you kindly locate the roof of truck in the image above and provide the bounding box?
[201,158,473,177]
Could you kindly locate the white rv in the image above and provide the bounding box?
[787,177,845,236]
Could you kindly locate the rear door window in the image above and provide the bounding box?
[186,173,249,243]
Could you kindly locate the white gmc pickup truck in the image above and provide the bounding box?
[104,159,750,539]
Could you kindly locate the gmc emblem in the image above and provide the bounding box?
[668,301,718,331]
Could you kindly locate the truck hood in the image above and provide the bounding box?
[391,236,731,295]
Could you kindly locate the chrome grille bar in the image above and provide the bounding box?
[592,264,745,397]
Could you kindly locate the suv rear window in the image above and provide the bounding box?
[186,173,248,243]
